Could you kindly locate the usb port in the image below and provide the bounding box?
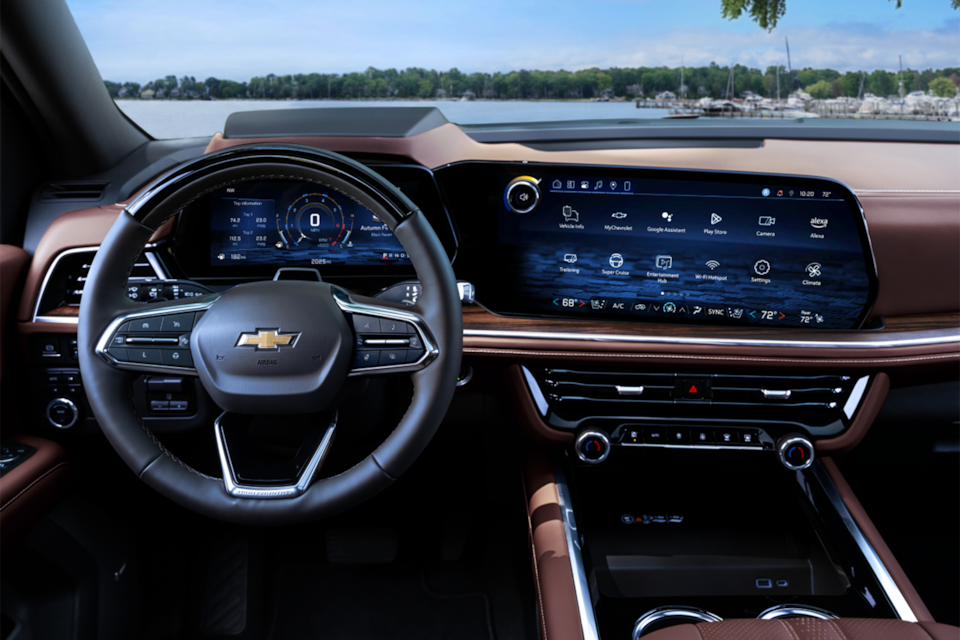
[755,578,772,589]
[776,580,789,587]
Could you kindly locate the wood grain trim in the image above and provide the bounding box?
[815,373,889,455]
[821,457,934,622]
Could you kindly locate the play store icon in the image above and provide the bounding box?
[710,213,722,225]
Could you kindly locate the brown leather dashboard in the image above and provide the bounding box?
[16,126,960,374]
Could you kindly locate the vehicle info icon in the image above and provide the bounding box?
[563,253,578,264]
[562,205,579,223]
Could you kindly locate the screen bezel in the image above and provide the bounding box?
[437,161,879,331]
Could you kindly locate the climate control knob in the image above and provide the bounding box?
[777,434,814,470]
[504,176,540,214]
[575,430,611,464]
[46,398,79,429]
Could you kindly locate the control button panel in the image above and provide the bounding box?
[351,314,426,369]
[619,425,766,451]
[143,376,193,416]
[106,312,197,370]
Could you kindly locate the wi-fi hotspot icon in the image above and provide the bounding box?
[705,260,720,270]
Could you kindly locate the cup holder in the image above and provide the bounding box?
[758,604,839,620]
[632,606,723,638]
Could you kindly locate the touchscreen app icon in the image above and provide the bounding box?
[562,205,579,223]
[609,253,624,268]
[655,255,673,269]
[563,253,578,263]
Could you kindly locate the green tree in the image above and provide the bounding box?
[722,0,957,30]
[805,79,832,99]
[929,77,957,97]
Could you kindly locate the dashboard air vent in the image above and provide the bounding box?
[39,182,109,201]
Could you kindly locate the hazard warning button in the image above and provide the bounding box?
[675,378,712,400]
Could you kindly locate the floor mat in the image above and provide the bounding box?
[269,564,494,640]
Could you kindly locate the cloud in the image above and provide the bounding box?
[69,0,959,82]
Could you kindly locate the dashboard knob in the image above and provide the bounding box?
[46,398,79,429]
[504,177,540,214]
[777,434,814,470]
[575,429,611,464]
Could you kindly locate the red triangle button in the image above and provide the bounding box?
[689,385,698,393]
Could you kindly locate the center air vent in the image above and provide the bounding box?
[522,366,869,437]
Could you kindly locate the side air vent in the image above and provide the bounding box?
[39,182,110,202]
[523,366,869,437]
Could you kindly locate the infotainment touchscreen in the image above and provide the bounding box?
[493,169,876,330]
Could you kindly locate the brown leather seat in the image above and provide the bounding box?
[643,618,960,640]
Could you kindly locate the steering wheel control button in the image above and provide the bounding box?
[778,434,814,470]
[575,430,611,464]
[379,319,411,334]
[128,349,163,365]
[161,349,193,367]
[128,317,163,332]
[46,398,79,429]
[354,351,379,368]
[160,313,195,332]
[352,315,381,333]
[108,347,128,361]
[405,349,424,364]
[378,350,406,366]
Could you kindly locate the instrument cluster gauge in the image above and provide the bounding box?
[276,193,355,250]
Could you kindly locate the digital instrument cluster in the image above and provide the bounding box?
[208,182,409,267]
[479,166,877,330]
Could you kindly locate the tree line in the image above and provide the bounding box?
[104,64,960,102]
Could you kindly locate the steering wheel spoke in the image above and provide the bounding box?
[215,411,337,499]
[332,288,440,377]
[95,295,220,376]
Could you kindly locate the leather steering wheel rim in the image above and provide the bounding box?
[78,144,462,525]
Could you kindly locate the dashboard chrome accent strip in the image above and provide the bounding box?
[94,297,220,376]
[33,246,169,323]
[520,365,550,416]
[633,606,723,639]
[214,411,336,499]
[843,376,870,419]
[332,290,440,376]
[809,461,918,622]
[552,461,601,640]
[616,385,644,396]
[463,328,960,350]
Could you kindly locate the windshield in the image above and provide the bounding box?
[67,0,959,139]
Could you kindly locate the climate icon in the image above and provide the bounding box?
[705,260,720,270]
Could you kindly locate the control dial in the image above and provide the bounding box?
[46,397,79,429]
[777,434,814,470]
[504,176,540,214]
[575,429,611,464]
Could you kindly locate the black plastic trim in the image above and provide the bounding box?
[223,106,450,139]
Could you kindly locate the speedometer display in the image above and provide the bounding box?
[208,182,408,267]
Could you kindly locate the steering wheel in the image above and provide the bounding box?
[78,145,462,525]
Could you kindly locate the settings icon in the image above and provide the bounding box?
[754,259,771,276]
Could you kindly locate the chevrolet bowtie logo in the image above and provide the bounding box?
[236,329,300,350]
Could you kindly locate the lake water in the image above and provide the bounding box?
[115,99,670,139]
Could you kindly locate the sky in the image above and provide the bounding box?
[66,0,960,83]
